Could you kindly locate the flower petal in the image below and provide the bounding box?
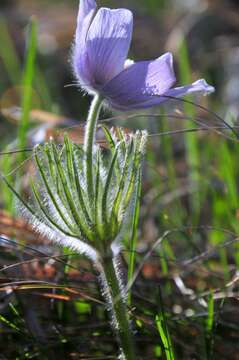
[164,79,215,98]
[75,0,97,44]
[101,53,176,110]
[85,7,133,86]
[73,0,97,87]
[133,79,215,109]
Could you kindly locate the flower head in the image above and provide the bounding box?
[72,0,214,111]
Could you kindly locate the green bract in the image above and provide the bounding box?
[26,127,147,260]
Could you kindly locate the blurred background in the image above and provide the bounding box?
[1,1,239,359]
[1,0,239,122]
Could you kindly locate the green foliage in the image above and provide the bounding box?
[0,19,37,210]
[156,314,175,360]
[6,130,147,258]
[18,18,37,159]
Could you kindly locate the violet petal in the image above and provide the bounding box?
[164,79,215,98]
[75,0,97,44]
[85,7,133,87]
[73,0,97,88]
[101,53,176,110]
[127,79,215,110]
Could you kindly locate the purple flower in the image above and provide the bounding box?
[72,0,214,111]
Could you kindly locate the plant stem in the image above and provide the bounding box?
[84,94,103,202]
[100,255,136,360]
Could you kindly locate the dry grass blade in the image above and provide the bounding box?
[0,281,104,305]
[0,210,48,244]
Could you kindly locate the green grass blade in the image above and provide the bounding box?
[155,286,175,360]
[205,291,215,358]
[178,39,200,219]
[0,19,36,210]
[18,18,37,161]
[156,314,175,360]
[0,18,21,84]
[206,291,214,333]
[0,314,21,332]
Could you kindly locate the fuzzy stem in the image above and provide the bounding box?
[100,255,136,360]
[84,94,103,203]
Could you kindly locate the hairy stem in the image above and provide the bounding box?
[84,94,103,203]
[99,255,136,360]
